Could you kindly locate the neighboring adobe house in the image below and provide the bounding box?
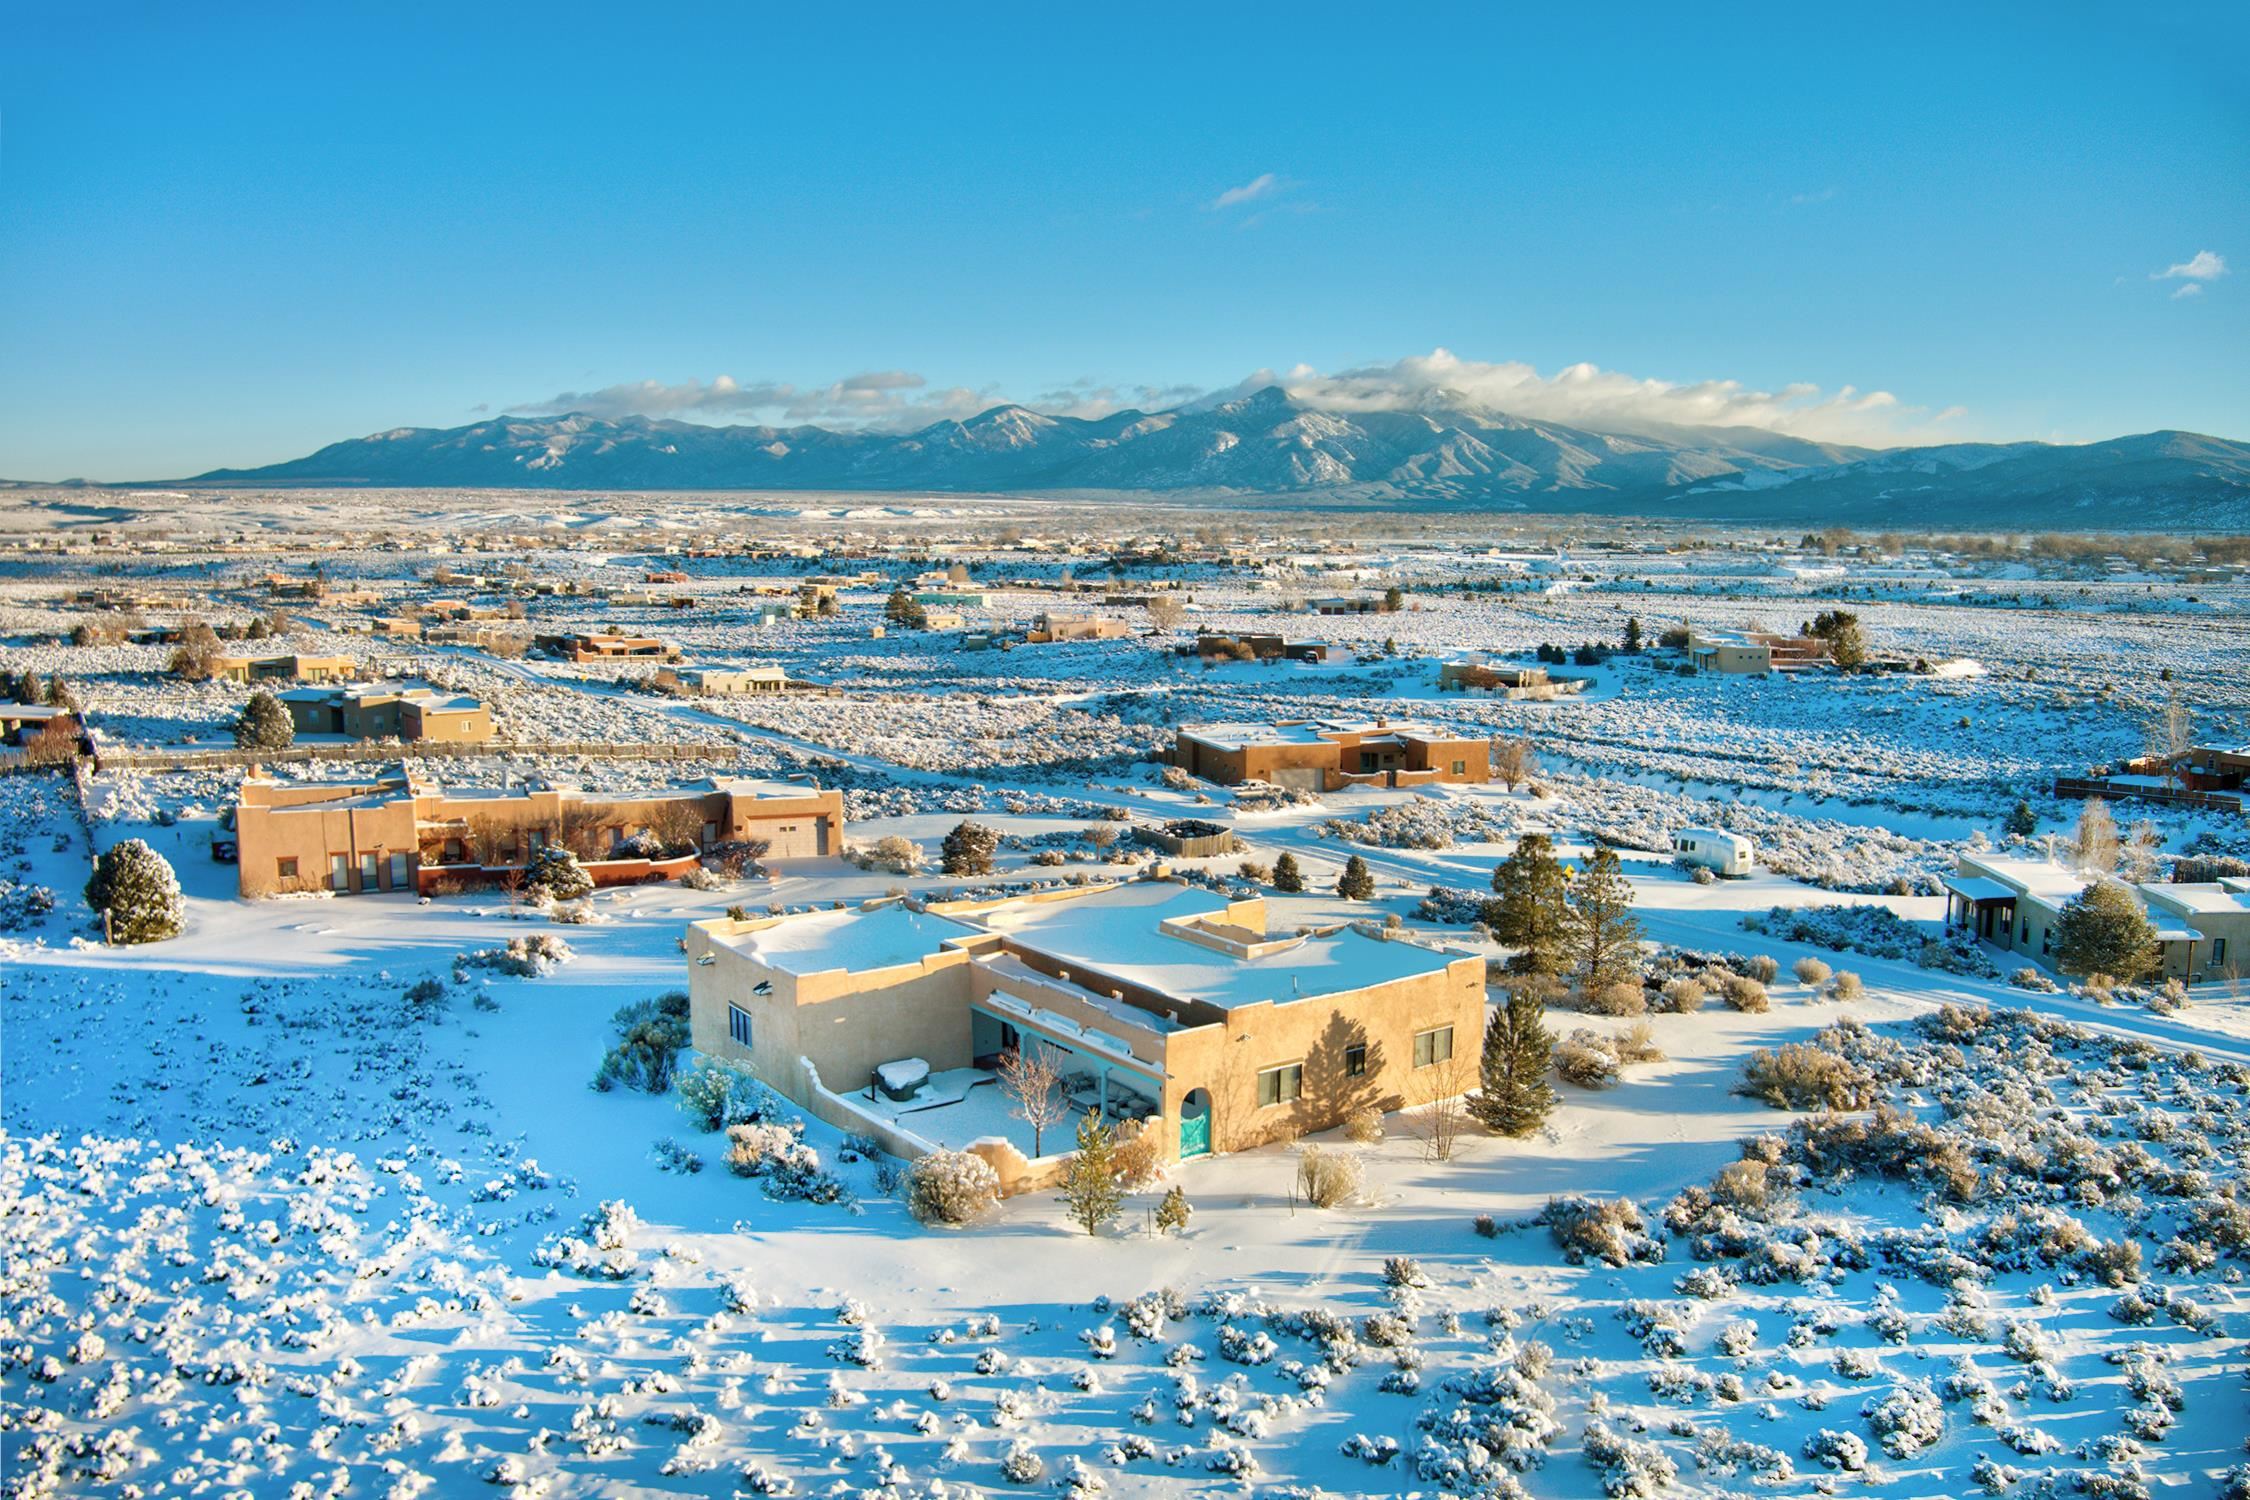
[2061,744,2250,814]
[1196,632,1328,662]
[277,683,495,744]
[232,771,843,898]
[1686,631,1829,674]
[1174,719,1491,791]
[211,653,357,684]
[1024,612,1132,643]
[653,664,789,695]
[534,632,681,663]
[684,881,1483,1194]
[1944,852,2249,982]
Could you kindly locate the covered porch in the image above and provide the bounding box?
[1943,873,2018,946]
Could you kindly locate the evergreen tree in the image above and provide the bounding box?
[1059,1113,1122,1236]
[84,838,185,944]
[1270,851,1304,893]
[1336,854,1376,901]
[1154,1184,1191,1235]
[523,846,593,902]
[1484,833,1569,975]
[1565,847,1643,991]
[1469,989,1558,1137]
[233,689,295,750]
[2004,799,2040,838]
[1807,608,1868,669]
[940,821,997,876]
[2054,879,2160,981]
[1382,585,1405,613]
[884,587,927,629]
[44,674,79,712]
[1623,616,1644,653]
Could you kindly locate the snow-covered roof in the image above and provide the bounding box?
[2143,883,2250,917]
[970,883,1463,1013]
[1960,854,2089,908]
[1942,874,2018,903]
[1179,722,1330,751]
[710,905,979,976]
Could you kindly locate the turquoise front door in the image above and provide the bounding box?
[1179,1111,1210,1158]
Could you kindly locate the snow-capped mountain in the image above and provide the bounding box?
[185,389,2250,526]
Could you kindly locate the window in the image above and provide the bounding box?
[2212,937,2227,967]
[1343,1043,1367,1077]
[1413,1026,1454,1068]
[728,1004,754,1048]
[1256,1062,1303,1108]
[1451,759,1467,776]
[277,857,299,880]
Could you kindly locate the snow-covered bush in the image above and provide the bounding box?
[522,845,593,903]
[908,1150,1000,1225]
[676,1056,787,1132]
[1295,1145,1362,1208]
[83,838,184,943]
[1860,1376,1944,1458]
[1545,1197,1663,1266]
[1738,1041,1881,1110]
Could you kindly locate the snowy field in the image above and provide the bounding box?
[4,502,2248,1497]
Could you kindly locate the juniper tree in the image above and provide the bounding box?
[84,838,184,944]
[1154,1184,1191,1235]
[1337,854,1376,901]
[1470,989,1558,1137]
[2005,799,2039,838]
[1485,833,1569,975]
[233,689,295,751]
[1565,847,1643,993]
[2054,879,2159,981]
[1060,1113,1123,1236]
[1270,851,1304,893]
[940,821,997,876]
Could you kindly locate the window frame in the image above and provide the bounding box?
[1343,1042,1367,1077]
[1256,1061,1303,1108]
[727,1004,754,1048]
[277,856,299,880]
[1413,1025,1455,1069]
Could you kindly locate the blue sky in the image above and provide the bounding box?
[2,2,2244,479]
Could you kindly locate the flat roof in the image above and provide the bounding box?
[1962,854,2090,906]
[710,905,979,977]
[1180,723,1331,751]
[2145,882,2250,916]
[970,883,1462,1013]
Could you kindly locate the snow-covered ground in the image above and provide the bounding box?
[4,511,2248,1497]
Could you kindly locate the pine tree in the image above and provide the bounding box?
[2005,799,2039,838]
[884,587,927,629]
[2054,879,2159,981]
[84,838,185,944]
[940,821,997,876]
[1623,616,1644,653]
[1565,847,1643,992]
[1154,1184,1190,1235]
[1807,608,1868,669]
[1337,854,1376,901]
[1469,990,1558,1137]
[1270,852,1304,893]
[523,846,593,902]
[1484,833,1569,975]
[234,689,295,750]
[1060,1113,1123,1236]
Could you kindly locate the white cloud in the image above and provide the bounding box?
[522,372,999,429]
[1191,348,1949,447]
[1209,172,1282,210]
[2173,282,2205,300]
[2154,249,2226,283]
[513,349,1964,447]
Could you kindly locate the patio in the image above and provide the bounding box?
[845,1057,1162,1160]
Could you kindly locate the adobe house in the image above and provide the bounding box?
[1687,631,1830,675]
[1024,612,1132,643]
[653,664,789,696]
[211,652,357,684]
[232,771,843,898]
[1197,632,1327,662]
[1174,719,1491,791]
[1945,852,2248,982]
[685,882,1484,1191]
[535,632,680,663]
[278,683,495,743]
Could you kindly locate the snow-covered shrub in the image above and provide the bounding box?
[1801,1428,1868,1471]
[1658,977,1707,1013]
[1792,957,1832,986]
[908,1150,1000,1225]
[1744,955,1779,984]
[460,933,575,977]
[998,1439,1044,1484]
[82,838,184,943]
[1582,1419,1678,1497]
[1739,1042,1881,1110]
[593,993,692,1093]
[1545,1197,1663,1267]
[1829,971,1864,1000]
[1556,1030,1622,1088]
[676,1056,787,1132]
[1861,1376,1944,1458]
[1720,975,1769,1013]
[522,846,593,902]
[1295,1144,1362,1209]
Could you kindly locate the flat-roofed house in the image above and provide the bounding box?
[1687,631,1830,675]
[653,664,789,696]
[279,684,495,744]
[1024,612,1132,643]
[212,652,357,684]
[685,881,1483,1191]
[1174,719,1491,791]
[233,772,843,898]
[1944,852,2248,982]
[537,632,680,663]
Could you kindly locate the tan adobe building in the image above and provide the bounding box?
[1687,630,1830,674]
[233,771,843,898]
[536,632,680,663]
[653,664,789,695]
[1945,852,2249,982]
[278,683,494,743]
[212,652,357,684]
[1025,612,1132,643]
[685,882,1483,1191]
[1174,719,1492,791]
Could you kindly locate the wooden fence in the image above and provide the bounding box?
[2052,776,2243,814]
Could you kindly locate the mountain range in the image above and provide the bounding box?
[185,387,2250,528]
